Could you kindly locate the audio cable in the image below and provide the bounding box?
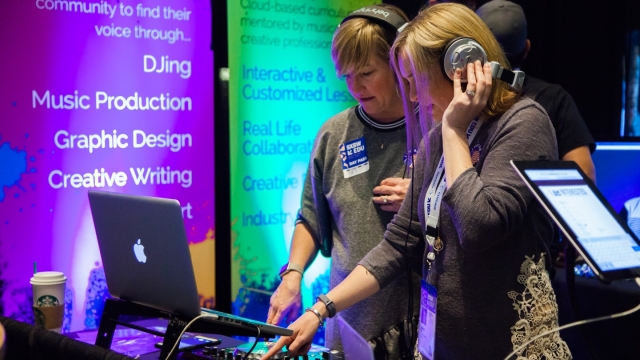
[241,326,261,360]
[165,314,215,360]
[165,316,260,360]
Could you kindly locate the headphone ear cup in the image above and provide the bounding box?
[441,38,488,82]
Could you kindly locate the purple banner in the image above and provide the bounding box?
[0,0,214,332]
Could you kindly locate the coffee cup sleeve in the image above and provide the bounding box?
[33,305,64,330]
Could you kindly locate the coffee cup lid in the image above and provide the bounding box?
[30,271,67,285]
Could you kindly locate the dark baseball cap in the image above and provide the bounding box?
[476,0,527,57]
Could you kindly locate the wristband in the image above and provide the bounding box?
[316,294,336,318]
[305,308,324,326]
[279,262,303,279]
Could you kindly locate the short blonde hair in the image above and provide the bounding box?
[332,4,409,76]
[391,3,519,151]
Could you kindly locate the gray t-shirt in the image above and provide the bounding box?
[361,98,572,359]
[298,106,421,358]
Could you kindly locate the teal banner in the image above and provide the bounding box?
[228,0,374,343]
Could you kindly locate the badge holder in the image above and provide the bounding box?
[95,298,266,360]
[418,281,437,360]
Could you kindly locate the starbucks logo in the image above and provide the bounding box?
[36,295,60,307]
[33,307,46,327]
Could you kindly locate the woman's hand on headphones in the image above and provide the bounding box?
[442,60,492,132]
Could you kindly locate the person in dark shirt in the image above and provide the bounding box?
[477,0,596,182]
[477,0,597,271]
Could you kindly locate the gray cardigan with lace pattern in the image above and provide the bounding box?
[360,98,572,359]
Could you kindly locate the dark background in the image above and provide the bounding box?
[384,0,640,141]
[514,0,640,141]
[213,0,640,311]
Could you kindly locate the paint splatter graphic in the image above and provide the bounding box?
[0,262,5,314]
[0,142,27,201]
[84,267,110,330]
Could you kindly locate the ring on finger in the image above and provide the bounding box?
[466,89,475,97]
[383,195,388,204]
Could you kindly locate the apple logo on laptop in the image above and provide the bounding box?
[133,239,147,263]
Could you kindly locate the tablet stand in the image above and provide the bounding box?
[95,298,267,360]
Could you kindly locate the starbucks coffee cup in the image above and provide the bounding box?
[30,271,66,332]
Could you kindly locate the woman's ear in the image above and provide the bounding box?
[523,39,531,61]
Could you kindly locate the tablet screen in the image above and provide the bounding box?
[525,169,640,272]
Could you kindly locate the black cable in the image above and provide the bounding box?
[241,326,261,360]
[402,151,409,179]
[401,147,417,356]
[165,314,211,360]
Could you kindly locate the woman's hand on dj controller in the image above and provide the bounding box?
[260,310,321,359]
[267,271,303,326]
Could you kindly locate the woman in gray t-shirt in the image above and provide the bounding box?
[266,5,421,359]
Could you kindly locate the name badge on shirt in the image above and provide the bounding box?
[418,280,437,359]
[339,137,369,178]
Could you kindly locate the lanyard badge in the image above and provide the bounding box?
[418,280,438,359]
[339,137,370,178]
[423,116,484,269]
[418,117,484,359]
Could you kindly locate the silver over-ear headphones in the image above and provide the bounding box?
[442,37,525,91]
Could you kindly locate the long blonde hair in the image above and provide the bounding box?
[391,3,518,154]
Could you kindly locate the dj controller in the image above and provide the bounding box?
[191,342,344,360]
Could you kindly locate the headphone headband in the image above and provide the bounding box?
[340,5,407,32]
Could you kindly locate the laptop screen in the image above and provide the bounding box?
[525,168,640,272]
[89,190,292,338]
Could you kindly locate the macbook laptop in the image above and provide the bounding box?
[511,160,640,282]
[88,190,292,337]
[338,316,374,360]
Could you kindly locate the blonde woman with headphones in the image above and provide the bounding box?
[263,4,571,359]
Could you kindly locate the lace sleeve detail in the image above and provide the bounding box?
[509,255,572,360]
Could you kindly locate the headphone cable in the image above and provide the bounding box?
[401,146,417,356]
